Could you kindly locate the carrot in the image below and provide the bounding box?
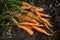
[22,1,32,7]
[31,26,52,36]
[36,11,50,17]
[39,17,52,27]
[24,17,39,24]
[20,6,31,10]
[35,7,44,12]
[19,22,44,26]
[18,25,33,35]
[22,2,44,12]
[27,12,42,23]
[24,25,32,29]
[16,13,39,24]
[44,22,50,29]
[11,17,33,35]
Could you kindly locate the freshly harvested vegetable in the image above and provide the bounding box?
[39,17,52,27]
[16,13,39,24]
[27,12,42,23]
[25,25,32,29]
[35,7,44,12]
[36,11,50,17]
[13,1,53,36]
[31,26,52,36]
[11,17,33,35]
[19,22,44,26]
[22,1,32,7]
[20,6,31,10]
[19,25,33,35]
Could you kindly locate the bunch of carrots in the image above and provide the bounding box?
[11,1,53,36]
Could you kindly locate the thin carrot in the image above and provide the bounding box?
[11,17,33,35]
[44,22,50,29]
[16,13,39,24]
[35,7,44,12]
[24,25,32,29]
[27,12,42,23]
[22,1,32,7]
[31,26,52,36]
[36,11,50,17]
[19,22,44,26]
[22,2,44,12]
[20,6,31,10]
[39,17,52,27]
[24,17,39,24]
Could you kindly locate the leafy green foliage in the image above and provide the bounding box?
[0,0,23,35]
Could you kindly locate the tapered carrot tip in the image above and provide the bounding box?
[36,7,44,12]
[47,34,53,36]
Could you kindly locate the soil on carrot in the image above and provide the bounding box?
[0,0,60,40]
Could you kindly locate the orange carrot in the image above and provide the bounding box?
[35,7,44,12]
[27,12,42,23]
[22,1,32,7]
[22,2,44,12]
[36,11,50,17]
[24,25,32,29]
[20,6,31,10]
[31,26,52,36]
[18,25,33,35]
[39,17,52,27]
[24,17,39,24]
[19,22,44,26]
[11,17,33,35]
[16,13,39,24]
[44,22,50,29]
